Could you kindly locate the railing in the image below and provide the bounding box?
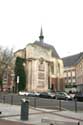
[0,93,82,112]
[0,93,82,125]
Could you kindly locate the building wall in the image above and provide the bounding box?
[2,66,14,92]
[25,59,48,92]
[25,44,64,92]
[76,58,83,85]
[13,42,64,92]
[14,49,25,58]
[64,66,76,88]
[26,44,51,60]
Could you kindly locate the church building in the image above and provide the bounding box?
[14,28,64,92]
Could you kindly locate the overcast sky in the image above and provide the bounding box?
[0,0,83,57]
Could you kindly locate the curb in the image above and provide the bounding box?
[31,107,83,122]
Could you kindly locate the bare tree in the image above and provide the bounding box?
[0,47,14,91]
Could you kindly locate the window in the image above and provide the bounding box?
[38,63,44,71]
[72,71,75,77]
[68,71,71,77]
[37,81,45,88]
[38,73,45,79]
[64,72,67,77]
[51,63,54,74]
[38,58,45,71]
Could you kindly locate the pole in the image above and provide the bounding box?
[75,99,77,112]
[78,121,80,125]
[17,76,19,93]
[59,100,61,111]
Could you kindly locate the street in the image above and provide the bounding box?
[0,93,83,112]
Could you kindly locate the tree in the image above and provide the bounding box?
[0,47,14,91]
[14,57,26,92]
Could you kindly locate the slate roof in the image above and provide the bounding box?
[33,41,60,58]
[62,52,83,67]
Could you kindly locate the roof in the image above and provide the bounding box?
[33,41,60,58]
[62,52,83,67]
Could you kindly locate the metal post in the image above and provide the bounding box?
[3,95,5,103]
[34,97,36,108]
[59,100,61,111]
[11,95,13,105]
[75,99,77,112]
[78,121,80,125]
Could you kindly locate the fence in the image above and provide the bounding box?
[0,93,82,112]
[0,93,82,125]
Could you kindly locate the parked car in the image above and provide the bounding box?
[39,92,54,99]
[27,92,36,97]
[55,91,72,100]
[74,92,83,101]
[34,92,40,97]
[48,92,56,99]
[18,91,29,96]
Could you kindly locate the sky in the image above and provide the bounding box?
[0,0,83,58]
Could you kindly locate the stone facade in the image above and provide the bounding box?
[24,44,64,92]
[14,49,25,59]
[14,29,64,92]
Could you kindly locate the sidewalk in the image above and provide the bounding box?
[0,103,83,125]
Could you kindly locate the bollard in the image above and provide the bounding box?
[78,121,80,125]
[20,98,29,120]
[3,95,5,103]
[75,99,77,112]
[34,97,36,108]
[59,100,61,111]
[11,95,13,105]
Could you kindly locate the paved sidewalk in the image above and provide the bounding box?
[0,103,83,125]
[0,119,33,125]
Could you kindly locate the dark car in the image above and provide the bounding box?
[74,93,83,101]
[55,91,72,100]
[39,92,54,99]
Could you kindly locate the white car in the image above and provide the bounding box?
[55,91,72,100]
[18,91,29,96]
[34,92,40,96]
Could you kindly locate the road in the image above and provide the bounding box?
[0,93,83,112]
